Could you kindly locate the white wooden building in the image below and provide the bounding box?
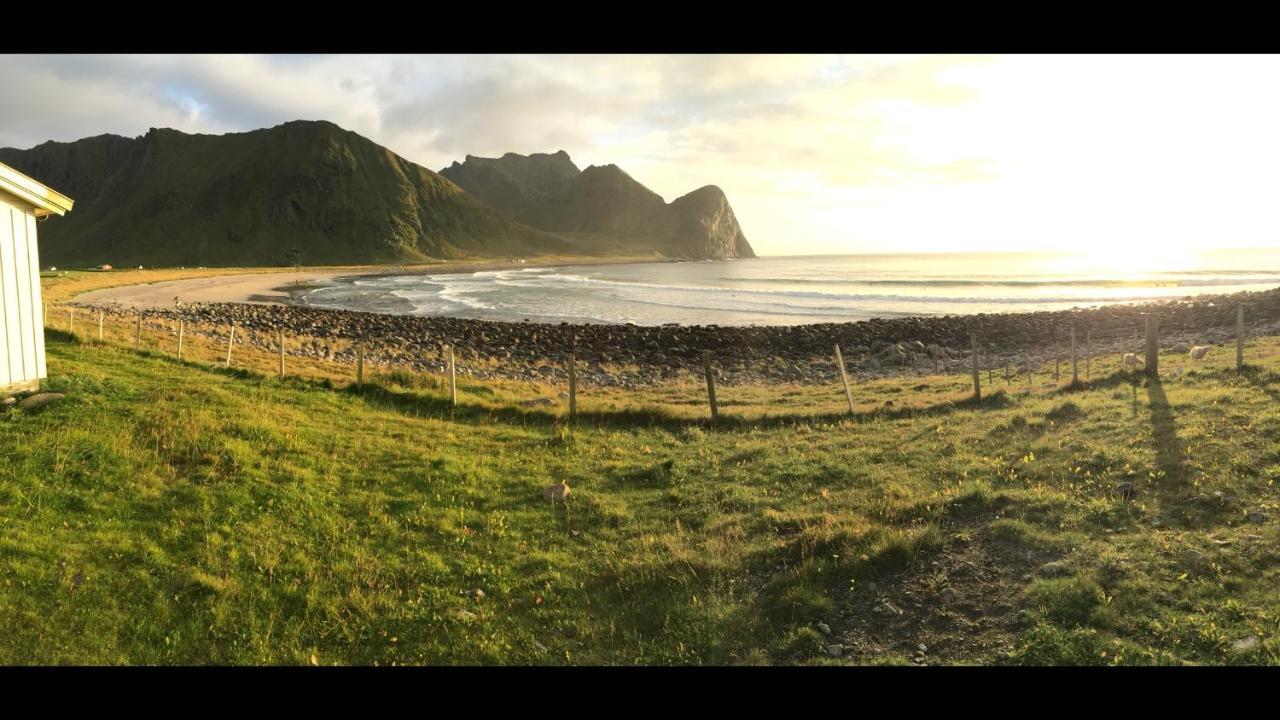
[0,161,73,396]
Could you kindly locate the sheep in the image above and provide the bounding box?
[1189,345,1213,361]
[543,480,570,507]
[1122,353,1140,371]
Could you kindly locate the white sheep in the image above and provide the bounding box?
[1122,353,1140,370]
[1189,345,1212,361]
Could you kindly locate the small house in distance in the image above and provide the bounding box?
[0,161,73,396]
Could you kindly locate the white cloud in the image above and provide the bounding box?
[4,54,1280,255]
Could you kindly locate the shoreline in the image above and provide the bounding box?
[69,276,1280,387]
[68,255,672,310]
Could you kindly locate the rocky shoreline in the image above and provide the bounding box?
[76,285,1280,387]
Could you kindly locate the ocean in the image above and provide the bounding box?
[291,249,1280,326]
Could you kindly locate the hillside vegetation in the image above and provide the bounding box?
[1,122,754,267]
[3,323,1279,665]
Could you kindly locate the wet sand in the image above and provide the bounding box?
[70,256,665,310]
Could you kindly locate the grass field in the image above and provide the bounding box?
[3,325,1279,665]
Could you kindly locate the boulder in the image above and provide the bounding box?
[17,392,65,412]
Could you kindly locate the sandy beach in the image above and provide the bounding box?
[68,255,666,310]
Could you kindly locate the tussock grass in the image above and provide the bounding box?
[4,328,1280,665]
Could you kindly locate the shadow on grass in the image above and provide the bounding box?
[1146,377,1188,485]
[49,331,1021,432]
[347,381,1020,433]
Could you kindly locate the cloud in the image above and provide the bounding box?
[5,54,1279,255]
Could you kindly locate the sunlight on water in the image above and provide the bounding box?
[294,248,1280,326]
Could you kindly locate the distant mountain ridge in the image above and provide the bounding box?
[0,120,753,266]
[441,152,755,259]
[0,121,580,267]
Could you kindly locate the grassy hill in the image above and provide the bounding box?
[3,324,1278,664]
[0,121,580,267]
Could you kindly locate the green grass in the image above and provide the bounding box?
[2,332,1279,665]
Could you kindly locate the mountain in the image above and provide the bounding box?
[0,121,577,267]
[440,153,755,259]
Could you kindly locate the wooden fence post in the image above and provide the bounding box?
[987,347,993,385]
[703,350,720,420]
[567,352,578,421]
[225,325,235,368]
[134,314,143,350]
[357,340,366,388]
[1144,314,1159,377]
[177,320,185,360]
[97,311,104,342]
[1070,325,1078,386]
[68,307,75,335]
[1086,328,1091,379]
[834,343,854,414]
[1054,331,1061,383]
[1237,304,1244,370]
[278,327,286,380]
[447,344,456,405]
[970,332,981,401]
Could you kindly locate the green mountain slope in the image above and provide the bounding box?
[0,121,576,267]
[441,153,756,259]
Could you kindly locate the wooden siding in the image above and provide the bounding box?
[0,190,46,393]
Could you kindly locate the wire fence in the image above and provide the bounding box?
[41,300,1280,422]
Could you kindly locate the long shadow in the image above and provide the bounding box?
[347,381,1019,433]
[1146,377,1189,485]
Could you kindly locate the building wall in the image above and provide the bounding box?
[0,190,46,394]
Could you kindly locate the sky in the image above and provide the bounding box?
[3,54,1279,257]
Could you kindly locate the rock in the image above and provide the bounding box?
[1230,636,1261,655]
[873,601,903,617]
[1246,510,1267,524]
[825,644,844,657]
[16,392,65,412]
[917,643,928,653]
[1038,561,1072,578]
[816,622,832,636]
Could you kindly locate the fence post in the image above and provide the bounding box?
[933,346,940,374]
[987,346,993,385]
[970,332,981,401]
[1054,330,1061,383]
[1070,325,1078,386]
[357,340,366,388]
[98,311,104,342]
[567,351,577,421]
[68,307,75,335]
[1144,314,1159,377]
[447,344,456,405]
[177,320,185,360]
[834,343,854,414]
[134,314,143,350]
[1086,328,1091,379]
[1237,304,1244,370]
[702,350,720,420]
[278,327,286,380]
[225,324,235,368]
